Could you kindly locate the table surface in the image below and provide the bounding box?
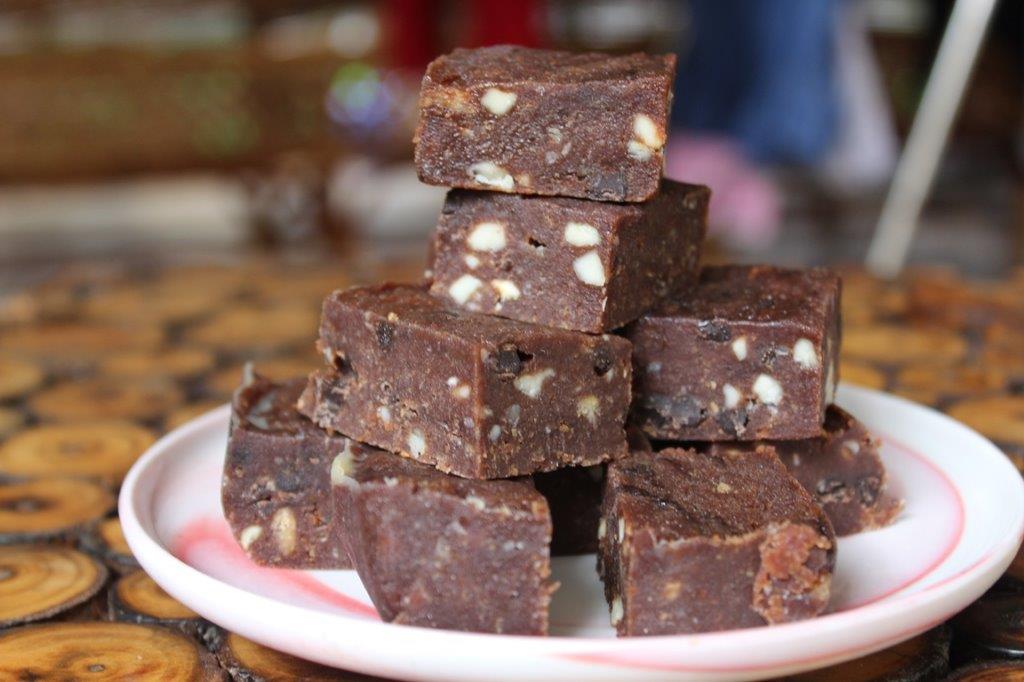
[0,258,1022,680]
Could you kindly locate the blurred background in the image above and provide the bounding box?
[0,6,1023,674]
[0,0,1021,291]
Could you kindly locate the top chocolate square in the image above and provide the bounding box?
[414,45,676,202]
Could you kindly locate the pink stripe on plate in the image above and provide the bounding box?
[839,430,966,610]
[172,516,379,619]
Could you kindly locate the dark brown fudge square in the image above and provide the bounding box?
[427,182,708,333]
[534,427,651,556]
[414,45,676,203]
[774,405,902,536]
[333,447,554,634]
[300,284,632,479]
[627,265,841,441]
[598,445,835,635]
[222,370,368,568]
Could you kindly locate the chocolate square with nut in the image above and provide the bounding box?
[300,284,632,479]
[627,265,841,441]
[333,447,555,634]
[222,370,368,569]
[428,182,708,333]
[598,445,835,635]
[414,45,676,202]
[774,405,902,536]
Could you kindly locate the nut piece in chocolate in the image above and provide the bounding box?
[414,45,676,203]
[333,447,555,634]
[628,265,841,441]
[774,405,902,535]
[222,370,367,569]
[598,445,835,635]
[428,182,709,332]
[300,283,632,479]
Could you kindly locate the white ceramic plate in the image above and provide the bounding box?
[120,384,1024,681]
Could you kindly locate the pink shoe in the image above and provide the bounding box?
[665,134,781,249]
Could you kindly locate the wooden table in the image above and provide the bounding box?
[0,258,1022,680]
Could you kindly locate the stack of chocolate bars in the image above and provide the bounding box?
[221,45,901,637]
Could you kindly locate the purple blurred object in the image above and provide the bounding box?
[325,62,418,154]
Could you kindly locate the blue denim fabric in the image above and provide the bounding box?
[675,0,839,164]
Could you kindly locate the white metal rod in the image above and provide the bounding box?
[865,0,998,278]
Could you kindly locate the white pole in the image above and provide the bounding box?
[865,0,998,278]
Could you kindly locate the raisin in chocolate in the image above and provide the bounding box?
[491,343,525,377]
[375,320,395,350]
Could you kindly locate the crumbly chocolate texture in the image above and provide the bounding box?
[774,405,902,536]
[222,371,367,569]
[627,265,841,441]
[598,445,835,635]
[333,447,555,634]
[414,45,676,203]
[535,428,651,556]
[300,283,632,479]
[428,182,708,333]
